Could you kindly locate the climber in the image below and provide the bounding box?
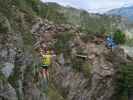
[39,43,56,81]
[106,35,117,49]
[39,49,50,81]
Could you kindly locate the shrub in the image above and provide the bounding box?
[22,32,34,46]
[28,0,40,13]
[117,63,133,100]
[100,26,106,34]
[48,84,65,100]
[72,57,84,72]
[80,34,90,43]
[0,22,8,33]
[0,15,10,33]
[114,30,126,44]
[81,62,91,77]
[54,32,74,55]
[71,55,91,77]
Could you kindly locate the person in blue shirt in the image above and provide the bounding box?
[106,35,117,49]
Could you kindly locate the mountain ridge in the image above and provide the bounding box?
[106,6,133,21]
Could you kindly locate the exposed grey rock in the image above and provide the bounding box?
[1,63,14,78]
[121,45,133,58]
[0,80,17,100]
[0,13,12,33]
[0,20,47,100]
[24,81,47,100]
[58,53,65,65]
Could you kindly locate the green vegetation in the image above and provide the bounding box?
[54,32,74,56]
[0,13,11,33]
[80,34,93,43]
[22,32,34,46]
[0,0,14,19]
[26,0,40,10]
[125,38,133,47]
[72,57,85,72]
[48,84,65,100]
[72,56,91,77]
[81,62,92,77]
[11,0,39,13]
[0,72,6,81]
[35,2,121,33]
[0,0,37,50]
[114,30,126,44]
[36,3,67,24]
[117,63,133,100]
[0,22,8,33]
[0,0,37,30]
[0,0,38,94]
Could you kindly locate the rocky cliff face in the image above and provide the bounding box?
[51,41,130,100]
[0,31,47,100]
[0,1,47,99]
[0,27,47,100]
[0,1,133,100]
[32,19,132,100]
[51,46,126,100]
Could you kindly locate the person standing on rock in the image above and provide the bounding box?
[106,35,117,50]
[39,42,56,81]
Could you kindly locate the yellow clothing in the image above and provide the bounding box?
[42,54,51,65]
